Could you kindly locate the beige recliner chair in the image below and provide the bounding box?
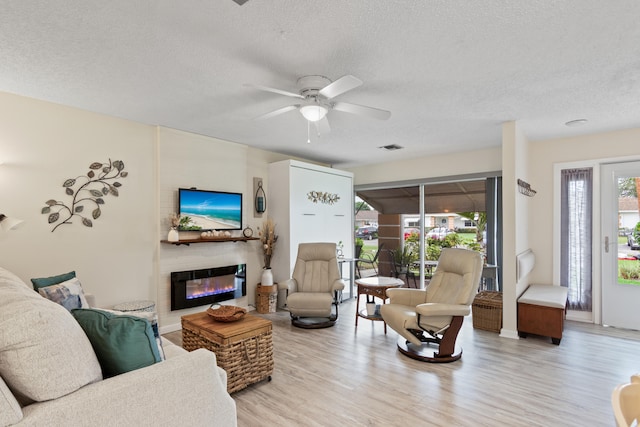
[380,248,483,362]
[612,373,640,427]
[278,242,345,328]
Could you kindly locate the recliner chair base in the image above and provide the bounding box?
[396,315,465,363]
[291,314,337,329]
[289,297,339,329]
[396,336,462,363]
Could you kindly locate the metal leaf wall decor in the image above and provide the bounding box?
[307,191,340,205]
[41,159,128,232]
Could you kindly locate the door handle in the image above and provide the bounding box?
[605,236,609,253]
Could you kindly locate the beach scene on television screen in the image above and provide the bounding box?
[180,191,241,230]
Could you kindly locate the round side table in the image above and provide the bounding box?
[355,276,403,333]
[113,300,156,314]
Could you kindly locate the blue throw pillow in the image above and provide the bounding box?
[71,309,162,378]
[37,277,90,311]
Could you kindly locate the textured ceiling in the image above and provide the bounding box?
[1,1,640,167]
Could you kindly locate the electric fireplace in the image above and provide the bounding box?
[171,264,246,311]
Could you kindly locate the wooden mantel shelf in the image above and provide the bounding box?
[161,237,259,246]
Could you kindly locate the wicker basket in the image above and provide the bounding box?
[472,291,503,332]
[206,305,247,322]
[256,284,278,314]
[181,313,274,394]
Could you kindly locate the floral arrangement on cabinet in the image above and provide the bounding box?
[258,218,278,269]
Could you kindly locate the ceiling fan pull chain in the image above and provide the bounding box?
[307,120,311,144]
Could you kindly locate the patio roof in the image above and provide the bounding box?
[356,180,486,215]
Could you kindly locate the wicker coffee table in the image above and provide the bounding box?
[181,311,273,393]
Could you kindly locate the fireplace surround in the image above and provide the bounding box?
[171,264,246,311]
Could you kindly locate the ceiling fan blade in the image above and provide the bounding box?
[244,83,304,99]
[254,105,299,120]
[319,75,363,99]
[314,117,331,135]
[333,102,391,120]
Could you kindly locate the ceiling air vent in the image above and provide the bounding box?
[379,144,403,151]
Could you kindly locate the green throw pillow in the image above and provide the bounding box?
[31,271,76,291]
[71,309,162,378]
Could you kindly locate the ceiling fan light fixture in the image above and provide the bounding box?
[299,104,328,122]
[379,144,404,151]
[565,118,588,127]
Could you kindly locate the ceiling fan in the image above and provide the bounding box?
[245,75,391,135]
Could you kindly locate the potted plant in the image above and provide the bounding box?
[393,245,417,273]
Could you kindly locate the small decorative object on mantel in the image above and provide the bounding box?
[168,213,180,242]
[168,228,179,242]
[199,230,232,239]
[41,158,128,232]
[517,179,537,197]
[206,304,247,322]
[307,191,340,205]
[258,218,278,286]
[242,226,253,238]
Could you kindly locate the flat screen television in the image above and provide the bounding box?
[178,188,242,231]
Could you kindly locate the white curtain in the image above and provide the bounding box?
[560,168,593,311]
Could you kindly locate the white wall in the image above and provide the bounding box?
[348,126,640,336]
[0,92,157,307]
[0,91,304,333]
[156,128,296,331]
[500,121,531,338]
[346,146,502,185]
[156,127,250,329]
[6,89,640,335]
[528,128,640,288]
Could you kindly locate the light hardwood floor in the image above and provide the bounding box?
[164,299,640,426]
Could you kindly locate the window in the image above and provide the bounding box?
[560,168,593,311]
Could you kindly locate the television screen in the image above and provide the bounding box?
[178,188,242,231]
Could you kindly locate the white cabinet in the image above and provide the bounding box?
[268,160,354,286]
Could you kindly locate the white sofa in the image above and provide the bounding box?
[0,267,237,426]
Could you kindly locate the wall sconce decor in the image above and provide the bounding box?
[254,178,266,214]
[41,158,128,232]
[517,179,537,197]
[0,214,24,232]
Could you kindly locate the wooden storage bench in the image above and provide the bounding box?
[517,284,568,345]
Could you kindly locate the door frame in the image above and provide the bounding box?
[553,155,640,325]
[600,160,640,329]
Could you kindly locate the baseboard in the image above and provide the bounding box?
[566,310,592,322]
[499,328,520,340]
